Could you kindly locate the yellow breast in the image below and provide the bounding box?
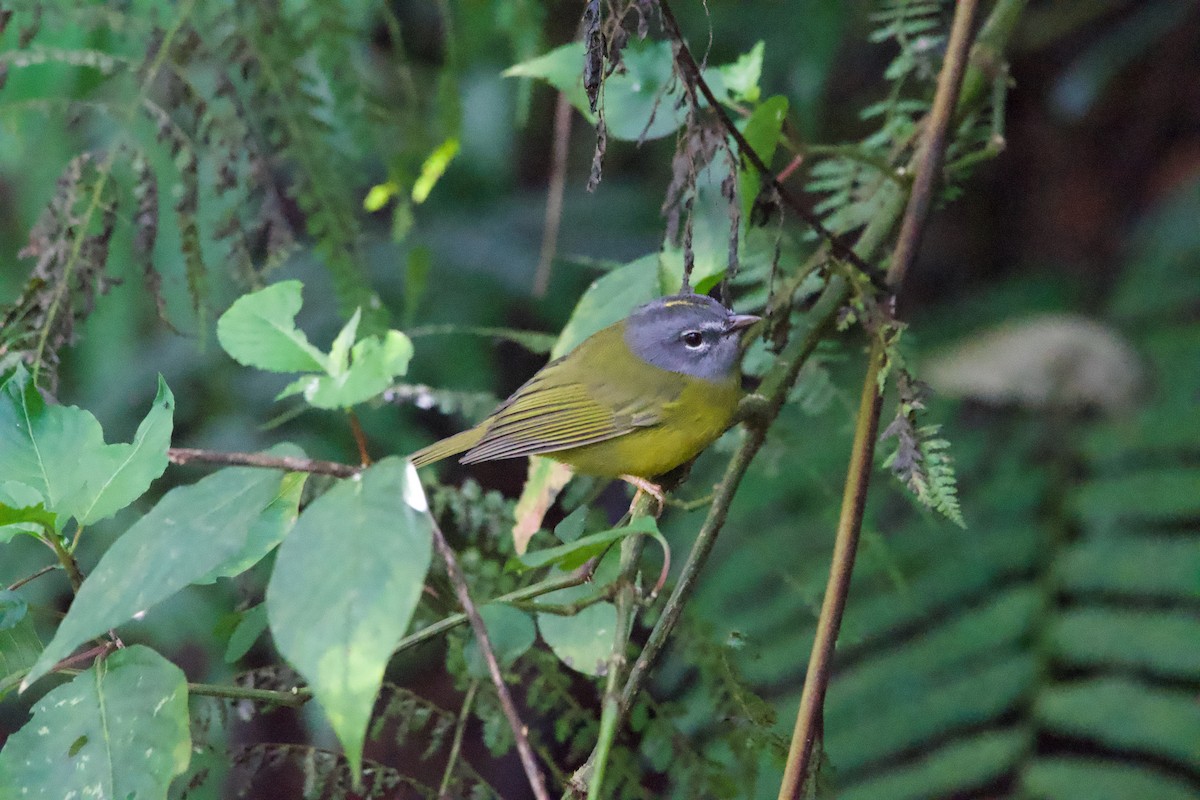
[553,375,741,478]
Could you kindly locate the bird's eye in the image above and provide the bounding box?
[682,331,704,348]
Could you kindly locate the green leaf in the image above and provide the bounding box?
[537,601,616,677]
[463,603,536,679]
[506,40,765,142]
[225,603,269,664]
[193,470,307,584]
[75,375,175,525]
[1055,536,1200,600]
[1071,467,1200,524]
[216,281,329,373]
[739,95,789,222]
[553,506,588,543]
[1034,677,1200,768]
[22,452,298,689]
[827,654,1036,772]
[326,308,362,376]
[519,516,661,571]
[1049,607,1200,680]
[0,646,189,798]
[839,729,1029,800]
[0,613,41,699]
[0,491,56,541]
[266,457,432,778]
[1020,757,1199,800]
[552,255,661,359]
[707,41,765,105]
[0,590,28,631]
[0,366,174,530]
[283,329,414,409]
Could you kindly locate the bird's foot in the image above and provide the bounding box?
[620,475,665,518]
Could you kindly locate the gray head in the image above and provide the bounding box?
[623,293,760,382]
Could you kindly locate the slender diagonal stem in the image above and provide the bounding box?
[777,2,982,796]
[428,515,551,800]
[167,447,360,478]
[439,680,479,798]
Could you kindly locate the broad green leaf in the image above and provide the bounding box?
[287,329,414,409]
[706,41,764,105]
[827,654,1036,772]
[216,281,329,373]
[0,590,27,630]
[738,95,789,222]
[1020,757,1198,800]
[506,40,764,142]
[0,491,55,541]
[1049,607,1200,679]
[1034,677,1200,768]
[553,506,588,543]
[225,603,269,664]
[0,646,189,798]
[552,255,661,359]
[326,308,362,376]
[0,366,174,530]
[839,729,1029,800]
[537,601,616,677]
[519,516,661,571]
[506,41,683,140]
[463,603,536,679]
[1071,467,1200,524]
[193,470,307,584]
[828,587,1041,724]
[75,375,174,525]
[22,454,296,689]
[1055,536,1200,600]
[267,457,432,778]
[0,613,41,699]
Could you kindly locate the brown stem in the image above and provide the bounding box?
[347,410,373,467]
[777,1,982,796]
[777,342,884,798]
[167,447,359,478]
[7,564,59,592]
[45,535,85,595]
[888,0,982,289]
[428,515,551,800]
[534,91,573,298]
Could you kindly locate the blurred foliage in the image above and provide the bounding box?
[1,1,1198,799]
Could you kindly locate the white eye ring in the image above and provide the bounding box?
[682,330,704,348]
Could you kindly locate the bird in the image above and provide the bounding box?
[410,292,760,506]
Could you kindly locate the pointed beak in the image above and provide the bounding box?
[726,314,761,333]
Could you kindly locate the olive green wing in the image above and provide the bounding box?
[459,373,663,464]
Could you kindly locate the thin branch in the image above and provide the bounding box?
[6,564,59,592]
[167,447,360,478]
[888,0,981,289]
[395,565,596,655]
[44,534,85,595]
[777,1,982,796]
[428,515,551,800]
[439,680,478,799]
[534,91,574,298]
[777,342,884,798]
[657,0,881,285]
[187,680,312,708]
[347,410,373,466]
[585,504,652,800]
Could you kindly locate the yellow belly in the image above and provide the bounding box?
[552,376,741,478]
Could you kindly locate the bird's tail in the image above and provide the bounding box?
[409,426,486,468]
